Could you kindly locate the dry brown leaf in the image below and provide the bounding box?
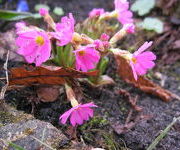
[37,85,60,102]
[115,56,178,102]
[9,65,98,86]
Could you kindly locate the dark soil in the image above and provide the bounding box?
[1,0,180,150]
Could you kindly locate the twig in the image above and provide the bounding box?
[31,135,56,150]
[0,51,9,100]
[147,116,180,150]
[0,77,6,80]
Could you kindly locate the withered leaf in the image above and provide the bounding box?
[115,56,178,102]
[37,85,60,102]
[9,65,98,86]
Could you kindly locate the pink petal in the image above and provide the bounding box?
[118,10,133,25]
[78,108,90,121]
[129,61,138,81]
[80,102,98,108]
[86,107,94,117]
[59,107,75,124]
[76,56,88,72]
[134,63,147,76]
[136,51,156,61]
[70,110,83,126]
[139,60,155,69]
[114,0,129,11]
[134,41,153,56]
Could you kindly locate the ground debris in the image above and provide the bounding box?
[118,89,142,112]
[115,56,179,102]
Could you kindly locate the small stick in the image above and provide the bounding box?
[0,77,6,80]
[147,116,180,150]
[0,51,9,100]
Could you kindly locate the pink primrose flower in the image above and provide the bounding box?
[59,102,97,126]
[114,0,133,25]
[51,13,75,46]
[89,8,105,18]
[16,29,51,66]
[129,41,156,80]
[74,45,100,72]
[39,8,49,16]
[123,23,135,34]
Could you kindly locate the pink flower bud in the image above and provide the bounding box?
[123,23,135,34]
[100,33,110,41]
[89,8,105,18]
[39,8,48,16]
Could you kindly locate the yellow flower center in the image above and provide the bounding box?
[110,10,119,18]
[132,57,137,64]
[35,36,45,46]
[78,50,85,56]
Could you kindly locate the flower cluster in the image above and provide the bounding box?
[15,0,156,126]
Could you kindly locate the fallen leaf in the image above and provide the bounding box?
[9,65,98,86]
[37,85,60,102]
[115,56,179,102]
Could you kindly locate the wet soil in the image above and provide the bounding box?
[1,0,180,150]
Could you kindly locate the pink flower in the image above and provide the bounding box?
[94,39,110,51]
[39,8,49,16]
[89,8,105,18]
[114,0,133,25]
[123,23,135,34]
[16,29,51,66]
[94,40,104,51]
[51,13,75,46]
[59,102,97,126]
[74,45,100,72]
[129,41,156,80]
[100,33,110,41]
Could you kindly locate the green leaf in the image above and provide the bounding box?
[8,142,26,150]
[53,7,64,16]
[34,4,50,12]
[31,13,42,19]
[97,57,109,76]
[0,9,33,21]
[131,0,155,16]
[138,17,164,34]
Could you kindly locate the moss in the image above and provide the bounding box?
[79,116,108,131]
[0,111,16,126]
[103,133,119,150]
[0,105,33,126]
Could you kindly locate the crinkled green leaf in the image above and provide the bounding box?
[138,17,164,33]
[34,4,50,12]
[53,7,64,16]
[0,9,33,21]
[131,0,155,16]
